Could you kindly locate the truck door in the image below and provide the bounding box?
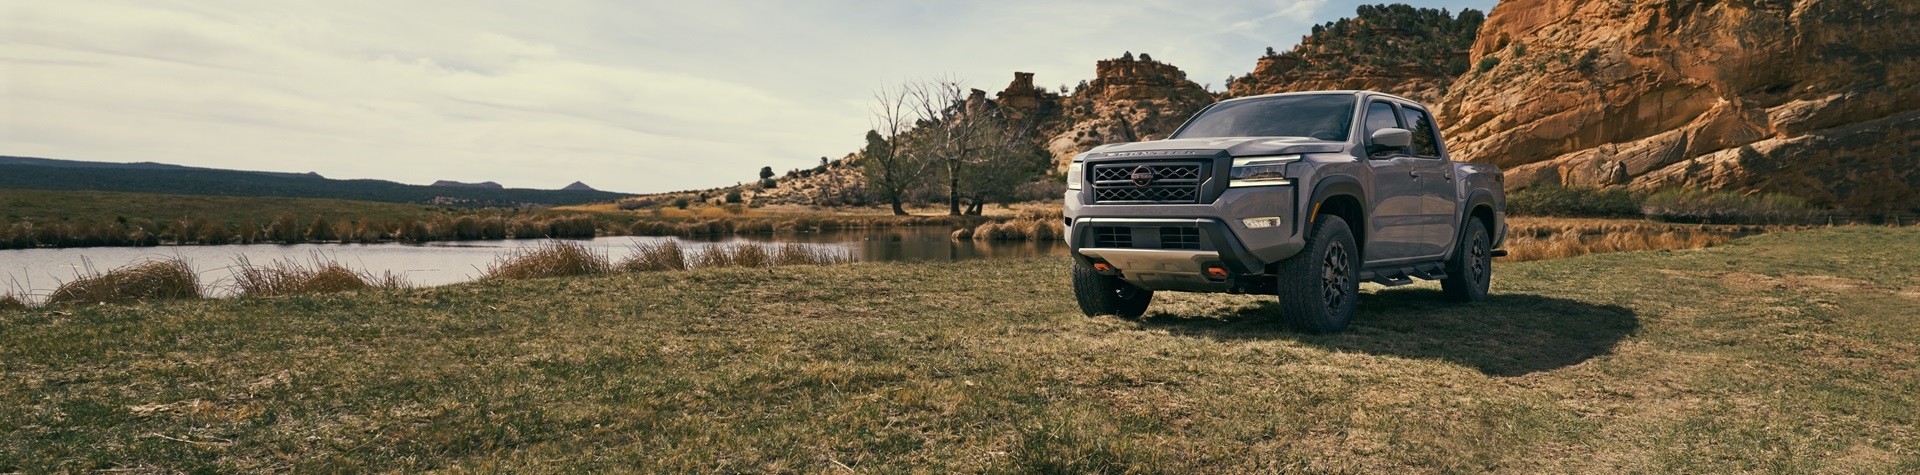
[1360,100,1426,264]
[1401,106,1458,259]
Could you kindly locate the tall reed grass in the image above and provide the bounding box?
[230,255,408,297]
[45,258,201,306]
[959,218,1064,241]
[1497,217,1802,262]
[626,215,981,237]
[617,241,688,272]
[0,212,609,250]
[482,241,613,280]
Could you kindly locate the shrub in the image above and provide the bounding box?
[725,189,743,203]
[482,241,612,280]
[46,258,201,306]
[1642,189,1813,224]
[673,197,692,209]
[1476,56,1500,73]
[1506,186,1645,218]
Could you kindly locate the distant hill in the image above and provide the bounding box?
[561,181,597,192]
[431,180,505,189]
[0,155,630,208]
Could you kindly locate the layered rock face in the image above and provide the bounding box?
[1438,0,1920,211]
[1039,58,1217,169]
[1228,5,1484,103]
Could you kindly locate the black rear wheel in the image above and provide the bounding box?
[1442,216,1493,302]
[1071,259,1153,318]
[1276,215,1358,333]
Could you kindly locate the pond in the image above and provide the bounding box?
[0,227,1064,303]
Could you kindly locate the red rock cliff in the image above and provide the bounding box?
[1437,0,1920,211]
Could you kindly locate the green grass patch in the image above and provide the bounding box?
[3,227,1917,471]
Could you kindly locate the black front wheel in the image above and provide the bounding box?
[1275,215,1359,333]
[1442,217,1493,302]
[1071,259,1153,318]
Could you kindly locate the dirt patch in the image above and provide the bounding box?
[1717,272,1872,293]
[1779,275,1869,292]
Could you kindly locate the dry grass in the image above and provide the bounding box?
[0,294,24,312]
[44,258,201,306]
[229,255,408,297]
[966,218,1064,241]
[771,243,853,266]
[482,241,613,280]
[617,241,689,272]
[1499,217,1813,262]
[7,227,1918,471]
[627,215,985,237]
[687,242,850,269]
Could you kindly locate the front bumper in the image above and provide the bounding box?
[1065,169,1309,293]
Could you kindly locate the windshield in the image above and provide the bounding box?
[1172,94,1356,141]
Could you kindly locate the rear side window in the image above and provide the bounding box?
[1401,107,1442,158]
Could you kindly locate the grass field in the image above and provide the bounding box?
[3,227,1918,472]
[0,188,440,225]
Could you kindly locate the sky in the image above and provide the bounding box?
[1,0,1496,194]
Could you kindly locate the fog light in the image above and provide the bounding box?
[1241,217,1282,229]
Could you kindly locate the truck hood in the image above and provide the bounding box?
[1086,136,1346,158]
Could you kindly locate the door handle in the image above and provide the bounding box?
[1409,170,1421,178]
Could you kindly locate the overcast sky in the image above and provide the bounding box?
[1,0,1494,193]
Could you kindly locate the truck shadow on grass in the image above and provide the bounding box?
[1139,288,1639,377]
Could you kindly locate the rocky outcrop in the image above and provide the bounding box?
[1040,56,1217,169]
[1229,5,1484,103]
[1438,0,1920,211]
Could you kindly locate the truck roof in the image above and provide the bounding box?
[1219,90,1424,107]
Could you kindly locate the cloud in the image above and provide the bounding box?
[0,0,1493,193]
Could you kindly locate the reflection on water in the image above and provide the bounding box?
[0,226,1062,302]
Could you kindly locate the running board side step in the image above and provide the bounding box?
[1359,264,1450,287]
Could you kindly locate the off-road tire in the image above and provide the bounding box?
[1276,215,1359,333]
[1071,259,1153,318]
[1442,216,1493,302]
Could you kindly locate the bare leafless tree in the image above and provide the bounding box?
[861,83,927,216]
[906,76,996,216]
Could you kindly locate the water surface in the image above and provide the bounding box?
[0,227,1063,302]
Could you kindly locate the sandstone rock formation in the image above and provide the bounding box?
[1437,0,1920,211]
[1229,5,1484,103]
[1039,57,1217,169]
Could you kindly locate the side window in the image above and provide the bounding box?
[1401,106,1442,158]
[1363,101,1404,155]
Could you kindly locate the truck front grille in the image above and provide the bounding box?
[1089,162,1205,204]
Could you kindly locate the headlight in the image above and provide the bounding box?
[1066,161,1084,190]
[1229,154,1300,187]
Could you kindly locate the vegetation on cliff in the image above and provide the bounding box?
[1229,4,1484,102]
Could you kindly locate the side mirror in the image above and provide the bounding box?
[1367,128,1412,156]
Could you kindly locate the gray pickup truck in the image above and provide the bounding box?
[1064,90,1507,333]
